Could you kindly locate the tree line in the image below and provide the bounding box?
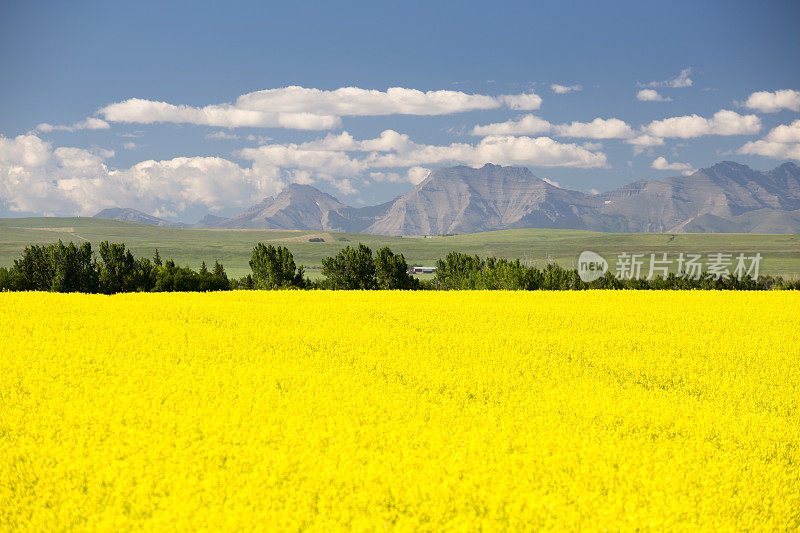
[0,240,797,293]
[0,241,229,293]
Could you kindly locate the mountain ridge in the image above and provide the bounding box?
[94,161,800,234]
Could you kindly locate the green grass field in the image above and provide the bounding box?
[2,217,799,278]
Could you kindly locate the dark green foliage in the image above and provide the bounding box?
[375,247,418,290]
[433,251,795,291]
[308,237,325,242]
[5,241,98,292]
[211,261,230,291]
[249,243,306,289]
[231,274,254,290]
[0,240,230,293]
[321,243,377,290]
[98,241,139,294]
[153,260,199,292]
[189,260,230,292]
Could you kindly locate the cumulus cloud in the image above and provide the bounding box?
[471,115,552,136]
[551,84,582,94]
[99,98,342,130]
[738,120,800,161]
[744,89,800,113]
[0,134,282,217]
[239,131,607,173]
[1,129,606,217]
[651,156,693,171]
[98,86,543,130]
[644,109,761,138]
[236,86,534,115]
[765,120,800,143]
[637,89,671,102]
[554,118,634,139]
[36,117,110,133]
[472,115,633,139]
[738,140,800,161]
[644,67,693,88]
[496,93,543,110]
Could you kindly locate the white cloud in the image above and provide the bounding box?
[99,98,342,130]
[627,134,664,156]
[0,134,52,167]
[297,130,413,153]
[237,86,531,115]
[645,109,761,138]
[123,157,275,211]
[554,118,634,139]
[637,89,671,102]
[1,130,606,217]
[738,120,800,161]
[205,131,239,140]
[497,93,543,110]
[406,166,430,185]
[123,142,138,150]
[738,140,800,161]
[239,144,365,177]
[645,67,693,88]
[330,178,357,196]
[98,86,543,130]
[765,120,800,143]
[369,166,430,185]
[0,134,282,217]
[239,130,607,178]
[36,117,111,133]
[627,134,664,147]
[365,134,607,169]
[471,115,633,139]
[471,115,552,136]
[651,156,693,171]
[551,84,582,94]
[744,89,800,113]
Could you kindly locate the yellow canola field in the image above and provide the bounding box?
[1,291,799,531]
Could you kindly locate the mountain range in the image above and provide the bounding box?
[94,161,800,234]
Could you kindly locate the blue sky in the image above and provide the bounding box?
[1,0,799,221]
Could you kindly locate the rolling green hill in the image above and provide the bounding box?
[1,217,799,278]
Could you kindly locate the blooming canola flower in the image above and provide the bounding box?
[1,291,798,530]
